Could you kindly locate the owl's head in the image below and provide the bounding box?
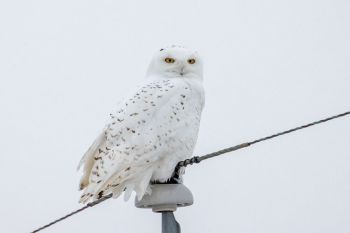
[147,45,203,80]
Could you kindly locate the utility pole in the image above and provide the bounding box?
[135,184,193,233]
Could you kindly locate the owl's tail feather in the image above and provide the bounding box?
[79,185,97,204]
[92,167,154,203]
[134,168,153,201]
[79,166,154,204]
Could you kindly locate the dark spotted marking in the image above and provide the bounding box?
[98,149,105,154]
[92,171,100,177]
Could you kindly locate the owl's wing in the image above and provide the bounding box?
[78,78,192,203]
[77,129,106,190]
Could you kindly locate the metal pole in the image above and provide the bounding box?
[162,212,181,233]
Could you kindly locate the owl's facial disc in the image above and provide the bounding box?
[147,46,203,79]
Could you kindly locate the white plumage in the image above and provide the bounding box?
[77,46,205,203]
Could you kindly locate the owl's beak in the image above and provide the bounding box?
[180,66,185,76]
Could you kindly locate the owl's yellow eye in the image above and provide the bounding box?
[187,58,196,64]
[164,57,175,63]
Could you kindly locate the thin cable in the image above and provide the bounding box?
[31,110,350,232]
[31,194,112,233]
[174,110,350,175]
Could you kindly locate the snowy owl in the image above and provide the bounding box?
[77,45,205,203]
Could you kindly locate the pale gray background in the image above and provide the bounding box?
[1,0,349,232]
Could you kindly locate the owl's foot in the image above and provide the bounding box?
[151,177,181,184]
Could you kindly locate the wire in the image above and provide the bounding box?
[174,110,350,174]
[31,194,112,233]
[31,110,350,233]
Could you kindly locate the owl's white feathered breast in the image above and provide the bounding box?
[78,46,205,203]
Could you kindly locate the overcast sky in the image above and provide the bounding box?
[1,0,350,232]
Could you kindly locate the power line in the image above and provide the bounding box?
[174,110,350,175]
[31,194,112,233]
[31,110,350,233]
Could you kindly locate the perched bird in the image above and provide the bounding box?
[77,45,205,203]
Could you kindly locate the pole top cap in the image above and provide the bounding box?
[135,184,194,212]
